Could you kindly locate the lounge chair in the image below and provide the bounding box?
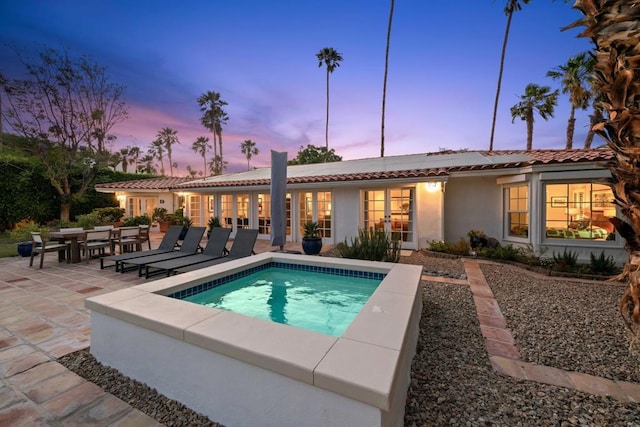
[119,226,206,276]
[100,225,182,271]
[142,227,232,278]
[29,232,70,269]
[173,229,259,275]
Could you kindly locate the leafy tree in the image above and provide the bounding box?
[316,47,343,149]
[0,47,127,222]
[547,52,594,149]
[288,144,342,165]
[240,139,259,170]
[197,91,228,173]
[191,136,211,176]
[566,1,640,346]
[154,127,179,176]
[510,83,558,150]
[381,0,394,158]
[489,0,531,151]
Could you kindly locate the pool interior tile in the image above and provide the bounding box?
[314,338,399,410]
[105,293,221,339]
[185,311,337,384]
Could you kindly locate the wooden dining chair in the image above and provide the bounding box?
[79,230,113,263]
[29,232,70,269]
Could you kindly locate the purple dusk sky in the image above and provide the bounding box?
[0,1,594,174]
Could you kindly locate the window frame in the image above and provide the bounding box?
[542,180,618,245]
[504,184,530,241]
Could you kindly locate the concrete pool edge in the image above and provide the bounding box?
[86,253,423,426]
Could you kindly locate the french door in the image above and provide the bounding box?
[363,188,414,246]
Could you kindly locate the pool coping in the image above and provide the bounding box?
[86,252,423,411]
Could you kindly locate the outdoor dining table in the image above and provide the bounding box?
[49,228,127,263]
[49,230,86,263]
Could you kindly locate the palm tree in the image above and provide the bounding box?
[154,127,180,177]
[138,154,157,174]
[197,91,228,171]
[567,1,640,347]
[191,136,211,176]
[316,47,343,149]
[380,0,395,158]
[510,83,558,150]
[489,0,531,151]
[128,146,141,173]
[186,165,197,178]
[148,139,165,175]
[208,155,227,176]
[240,139,259,170]
[547,52,595,149]
[118,147,131,173]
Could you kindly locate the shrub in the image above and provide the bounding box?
[9,220,44,242]
[337,227,401,262]
[75,212,100,229]
[152,207,168,223]
[93,207,125,224]
[123,214,152,227]
[590,251,618,275]
[428,238,470,256]
[477,244,521,261]
[552,248,579,271]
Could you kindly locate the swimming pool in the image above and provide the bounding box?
[172,263,384,336]
[88,252,422,427]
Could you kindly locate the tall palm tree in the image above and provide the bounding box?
[546,52,594,149]
[148,139,165,175]
[154,127,180,177]
[191,136,211,176]
[197,91,228,171]
[489,0,531,151]
[380,0,395,158]
[510,83,559,150]
[567,1,640,346]
[316,47,343,149]
[240,139,259,171]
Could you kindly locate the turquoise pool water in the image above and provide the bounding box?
[182,266,381,336]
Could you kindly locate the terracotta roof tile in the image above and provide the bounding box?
[96,148,614,191]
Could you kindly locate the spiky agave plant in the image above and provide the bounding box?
[566,1,640,346]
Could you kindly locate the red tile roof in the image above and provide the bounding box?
[95,148,614,191]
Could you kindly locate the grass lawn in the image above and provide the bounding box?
[0,232,20,258]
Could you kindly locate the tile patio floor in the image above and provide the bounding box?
[0,234,638,425]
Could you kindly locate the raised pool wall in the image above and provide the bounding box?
[87,252,423,427]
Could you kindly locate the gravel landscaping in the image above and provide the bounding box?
[59,252,640,426]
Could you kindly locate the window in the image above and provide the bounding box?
[545,182,615,240]
[507,186,528,237]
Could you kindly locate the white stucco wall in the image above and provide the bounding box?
[332,186,361,245]
[444,176,503,243]
[415,182,445,248]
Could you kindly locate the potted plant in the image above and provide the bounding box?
[302,221,323,255]
[152,207,170,232]
[207,216,221,239]
[173,209,193,240]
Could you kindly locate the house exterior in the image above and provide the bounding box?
[96,148,626,265]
